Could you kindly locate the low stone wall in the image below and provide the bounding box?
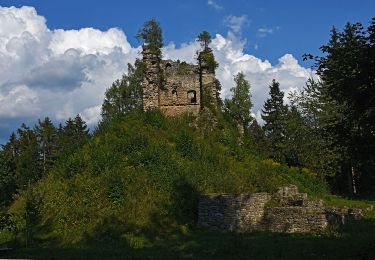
[262,207,327,233]
[198,193,270,232]
[197,185,366,233]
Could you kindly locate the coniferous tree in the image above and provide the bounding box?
[57,115,90,155]
[288,79,342,179]
[16,124,40,187]
[313,20,375,194]
[261,79,288,163]
[197,31,212,50]
[34,117,58,175]
[0,133,18,207]
[136,18,163,57]
[247,120,271,158]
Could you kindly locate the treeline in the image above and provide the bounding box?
[0,115,89,207]
[0,17,374,211]
[227,19,375,195]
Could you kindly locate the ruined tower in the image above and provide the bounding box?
[142,46,218,117]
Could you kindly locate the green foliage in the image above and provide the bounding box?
[0,116,90,208]
[305,18,375,194]
[261,79,288,163]
[197,31,212,50]
[176,61,191,75]
[224,72,253,133]
[101,59,145,121]
[4,110,331,246]
[136,19,163,57]
[198,49,218,73]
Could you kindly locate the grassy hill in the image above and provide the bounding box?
[1,110,374,259]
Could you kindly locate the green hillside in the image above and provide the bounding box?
[5,111,328,244]
[1,110,374,259]
[1,18,375,259]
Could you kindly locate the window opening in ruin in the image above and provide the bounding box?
[172,90,178,103]
[187,90,197,104]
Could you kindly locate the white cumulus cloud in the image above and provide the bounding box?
[0,5,314,142]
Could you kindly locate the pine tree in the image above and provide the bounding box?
[197,31,212,50]
[261,79,288,162]
[136,18,163,57]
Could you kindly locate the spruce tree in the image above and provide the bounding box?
[34,117,58,175]
[261,79,288,162]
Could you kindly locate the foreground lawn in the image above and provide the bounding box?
[1,219,375,260]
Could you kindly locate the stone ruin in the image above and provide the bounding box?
[198,185,370,233]
[142,47,219,117]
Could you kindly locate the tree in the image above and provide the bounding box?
[15,124,40,187]
[0,133,18,207]
[101,59,145,121]
[312,20,375,194]
[57,115,90,155]
[261,79,288,162]
[225,72,253,134]
[287,79,342,179]
[34,117,58,176]
[197,31,212,50]
[136,19,163,57]
[247,120,271,158]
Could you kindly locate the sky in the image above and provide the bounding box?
[0,0,374,144]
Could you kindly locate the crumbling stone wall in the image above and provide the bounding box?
[142,47,218,117]
[198,185,366,233]
[159,60,201,116]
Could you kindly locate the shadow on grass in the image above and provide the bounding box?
[1,219,375,260]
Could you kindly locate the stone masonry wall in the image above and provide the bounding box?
[198,193,271,232]
[142,47,218,117]
[159,60,201,117]
[198,185,367,233]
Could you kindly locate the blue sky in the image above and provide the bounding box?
[0,0,374,145]
[3,0,374,63]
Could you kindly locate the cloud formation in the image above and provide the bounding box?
[225,15,249,34]
[0,6,313,142]
[207,0,223,11]
[257,26,279,37]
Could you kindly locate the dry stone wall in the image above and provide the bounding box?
[198,185,367,233]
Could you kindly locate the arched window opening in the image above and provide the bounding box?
[187,90,197,104]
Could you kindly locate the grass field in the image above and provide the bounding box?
[1,217,375,260]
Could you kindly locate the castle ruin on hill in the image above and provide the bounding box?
[142,46,219,116]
